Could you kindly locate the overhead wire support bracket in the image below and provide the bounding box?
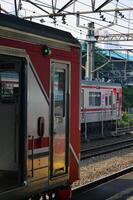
[23,0,49,14]
[23,7,133,19]
[0,6,9,14]
[57,0,77,14]
[92,60,110,73]
[94,0,113,12]
[97,33,133,41]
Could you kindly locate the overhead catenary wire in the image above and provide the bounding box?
[2,0,133,44]
[1,0,86,36]
[76,0,133,33]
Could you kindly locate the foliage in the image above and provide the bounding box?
[122,86,133,111]
[122,112,128,122]
[119,111,133,127]
[81,44,133,112]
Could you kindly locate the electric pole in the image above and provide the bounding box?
[86,22,96,80]
[14,0,18,16]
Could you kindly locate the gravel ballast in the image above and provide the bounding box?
[73,147,133,188]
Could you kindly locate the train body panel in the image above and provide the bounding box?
[81,80,122,124]
[0,13,80,199]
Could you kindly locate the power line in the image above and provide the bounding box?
[23,7,133,19]
[94,0,113,12]
[2,0,133,44]
[99,42,133,47]
[80,15,123,34]
[22,0,49,14]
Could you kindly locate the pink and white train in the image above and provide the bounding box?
[81,80,122,138]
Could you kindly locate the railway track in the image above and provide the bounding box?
[111,126,133,135]
[81,138,133,160]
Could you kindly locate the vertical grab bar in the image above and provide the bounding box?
[31,135,34,177]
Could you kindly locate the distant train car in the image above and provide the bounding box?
[81,80,122,138]
[0,13,80,200]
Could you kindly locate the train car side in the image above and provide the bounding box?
[81,80,122,138]
[0,13,80,200]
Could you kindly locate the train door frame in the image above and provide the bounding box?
[49,59,70,183]
[0,46,27,190]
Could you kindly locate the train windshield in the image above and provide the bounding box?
[0,55,24,191]
[0,71,19,102]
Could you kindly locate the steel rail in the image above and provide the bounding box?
[81,138,133,160]
[111,126,133,135]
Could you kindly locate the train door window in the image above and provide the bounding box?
[116,92,120,116]
[81,89,84,109]
[50,62,69,178]
[105,96,108,106]
[116,92,119,101]
[0,54,25,192]
[109,92,112,105]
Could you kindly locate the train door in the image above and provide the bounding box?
[27,64,49,182]
[0,54,26,192]
[50,61,69,180]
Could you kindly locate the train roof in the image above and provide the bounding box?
[81,80,122,87]
[0,13,80,46]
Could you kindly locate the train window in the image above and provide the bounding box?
[95,92,101,106]
[89,92,101,107]
[116,92,119,101]
[50,62,69,178]
[54,71,65,117]
[89,92,95,106]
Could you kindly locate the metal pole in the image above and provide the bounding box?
[102,106,104,138]
[14,0,18,16]
[128,107,129,132]
[86,22,95,80]
[86,41,90,80]
[124,60,127,82]
[116,118,118,136]
[84,110,88,141]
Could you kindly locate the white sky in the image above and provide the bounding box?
[1,0,133,48]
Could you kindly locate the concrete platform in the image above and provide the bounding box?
[72,171,133,200]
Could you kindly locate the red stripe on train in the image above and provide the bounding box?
[81,85,120,89]
[28,137,49,150]
[81,108,113,112]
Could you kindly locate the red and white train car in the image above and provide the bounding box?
[81,80,122,137]
[0,13,80,200]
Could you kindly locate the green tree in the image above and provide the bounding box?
[122,86,133,111]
